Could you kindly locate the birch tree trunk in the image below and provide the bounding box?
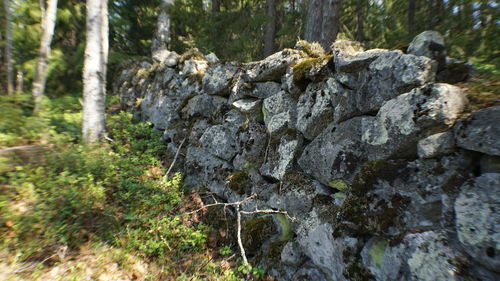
[320,0,341,51]
[82,0,108,143]
[32,0,58,113]
[151,0,173,54]
[304,0,323,43]
[263,0,276,57]
[3,0,14,95]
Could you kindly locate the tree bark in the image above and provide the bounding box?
[3,0,14,95]
[304,0,323,43]
[32,0,58,113]
[82,0,108,143]
[408,0,416,41]
[355,0,365,43]
[16,70,23,94]
[212,0,220,15]
[151,0,174,54]
[264,0,276,57]
[320,0,341,51]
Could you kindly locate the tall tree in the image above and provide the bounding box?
[3,0,13,95]
[321,0,341,51]
[212,0,220,15]
[264,0,276,57]
[355,0,366,42]
[32,0,58,113]
[304,0,322,43]
[407,0,416,41]
[151,0,173,54]
[82,0,108,143]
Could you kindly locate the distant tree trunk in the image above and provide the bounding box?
[151,0,174,53]
[320,0,341,51]
[3,0,14,95]
[32,0,58,113]
[304,0,323,43]
[264,0,276,57]
[355,1,365,42]
[408,0,416,41]
[16,70,23,94]
[82,0,108,143]
[212,0,220,15]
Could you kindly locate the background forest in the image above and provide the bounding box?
[1,0,499,97]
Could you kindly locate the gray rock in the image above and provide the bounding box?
[334,49,386,73]
[281,241,305,266]
[181,94,226,118]
[260,134,301,181]
[298,223,356,280]
[263,91,297,135]
[480,154,500,174]
[417,131,455,158]
[363,83,467,160]
[249,82,282,99]
[328,78,358,124]
[281,67,303,98]
[204,52,219,63]
[455,173,500,272]
[296,82,334,140]
[454,106,500,156]
[181,59,208,77]
[357,50,436,114]
[152,49,179,67]
[407,31,446,65]
[200,125,239,161]
[243,49,305,82]
[184,147,233,198]
[202,64,239,96]
[231,99,262,117]
[232,122,268,170]
[299,117,372,185]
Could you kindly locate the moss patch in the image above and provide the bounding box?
[275,214,293,242]
[295,40,326,58]
[226,170,250,195]
[179,48,205,63]
[242,216,276,253]
[292,56,333,86]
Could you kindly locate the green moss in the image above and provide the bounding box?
[292,56,332,85]
[242,216,276,252]
[282,170,313,192]
[368,239,388,267]
[226,170,250,195]
[334,192,347,199]
[295,40,326,58]
[329,179,348,192]
[275,214,293,242]
[351,160,407,196]
[179,48,205,63]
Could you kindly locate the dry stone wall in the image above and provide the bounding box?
[114,32,500,281]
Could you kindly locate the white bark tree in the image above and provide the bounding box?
[32,0,58,113]
[82,0,108,143]
[3,0,14,95]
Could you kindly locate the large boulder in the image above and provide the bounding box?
[296,82,334,140]
[455,173,500,272]
[200,125,239,161]
[454,106,500,156]
[202,63,239,96]
[407,31,446,68]
[263,90,297,136]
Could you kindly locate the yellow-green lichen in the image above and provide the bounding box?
[292,56,333,85]
[179,48,205,63]
[275,214,293,242]
[329,179,348,192]
[368,239,388,267]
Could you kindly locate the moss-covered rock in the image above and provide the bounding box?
[242,216,277,253]
[292,56,333,87]
[295,40,326,58]
[226,170,250,195]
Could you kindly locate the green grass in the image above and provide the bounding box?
[0,95,257,280]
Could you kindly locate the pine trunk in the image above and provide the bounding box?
[304,0,323,43]
[264,0,276,57]
[32,0,58,113]
[82,0,108,143]
[356,1,365,43]
[408,0,416,41]
[321,0,341,51]
[212,0,220,15]
[4,0,13,95]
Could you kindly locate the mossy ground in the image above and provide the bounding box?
[456,74,500,112]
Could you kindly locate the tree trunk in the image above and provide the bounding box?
[32,0,58,113]
[408,0,416,41]
[304,0,323,43]
[212,0,220,15]
[3,0,14,95]
[321,0,341,51]
[82,0,108,143]
[264,0,276,57]
[16,70,23,94]
[355,0,365,43]
[151,0,174,54]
